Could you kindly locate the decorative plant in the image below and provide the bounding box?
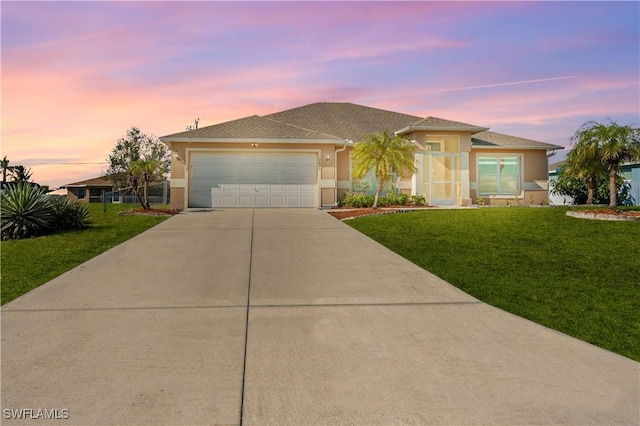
[1,183,54,239]
[410,195,426,206]
[49,198,91,230]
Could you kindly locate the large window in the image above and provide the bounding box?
[477,156,521,196]
[353,168,397,195]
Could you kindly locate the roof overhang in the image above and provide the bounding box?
[471,144,564,151]
[395,125,489,135]
[159,137,347,145]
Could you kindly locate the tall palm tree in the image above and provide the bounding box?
[563,134,605,205]
[574,120,640,210]
[351,130,417,208]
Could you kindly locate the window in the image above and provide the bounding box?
[353,168,397,195]
[77,188,86,199]
[477,156,521,196]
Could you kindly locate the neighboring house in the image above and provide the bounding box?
[63,176,115,203]
[160,102,563,209]
[622,162,640,205]
[548,160,640,206]
[548,160,570,206]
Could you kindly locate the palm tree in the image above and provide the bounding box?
[128,159,164,210]
[563,134,606,205]
[351,130,417,208]
[1,156,13,187]
[10,165,33,184]
[573,120,640,210]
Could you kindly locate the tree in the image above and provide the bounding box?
[105,127,170,210]
[558,138,606,205]
[128,159,164,210]
[351,130,417,208]
[1,156,13,186]
[572,120,640,210]
[551,165,627,205]
[9,165,33,184]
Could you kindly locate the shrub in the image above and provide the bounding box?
[340,192,411,208]
[340,193,375,208]
[1,183,54,239]
[49,198,91,230]
[410,195,426,206]
[380,192,409,206]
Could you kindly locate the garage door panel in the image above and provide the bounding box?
[190,153,317,208]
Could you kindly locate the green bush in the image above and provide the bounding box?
[410,195,426,206]
[340,193,375,208]
[49,198,91,230]
[380,192,409,206]
[1,183,54,240]
[340,192,411,208]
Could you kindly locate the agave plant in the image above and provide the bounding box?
[49,197,91,230]
[0,183,54,239]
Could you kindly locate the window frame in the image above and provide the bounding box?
[476,154,523,197]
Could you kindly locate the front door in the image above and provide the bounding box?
[429,153,456,205]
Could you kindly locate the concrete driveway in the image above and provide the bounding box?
[2,209,638,425]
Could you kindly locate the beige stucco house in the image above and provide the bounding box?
[160,102,562,210]
[63,176,115,203]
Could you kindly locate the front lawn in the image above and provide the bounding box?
[346,207,640,361]
[1,203,171,305]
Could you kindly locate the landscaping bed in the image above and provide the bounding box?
[120,208,182,216]
[328,206,433,220]
[567,209,640,221]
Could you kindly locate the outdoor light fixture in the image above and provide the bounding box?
[251,143,259,148]
[325,154,331,162]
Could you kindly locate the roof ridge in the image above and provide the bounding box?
[259,115,345,140]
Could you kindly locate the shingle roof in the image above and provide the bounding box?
[472,130,563,150]
[63,176,114,188]
[161,115,343,141]
[160,102,559,150]
[265,102,422,142]
[396,116,488,134]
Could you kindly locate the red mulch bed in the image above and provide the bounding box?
[327,207,432,220]
[120,208,182,216]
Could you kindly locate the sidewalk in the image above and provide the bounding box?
[2,209,638,425]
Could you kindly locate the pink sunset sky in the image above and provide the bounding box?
[2,1,639,189]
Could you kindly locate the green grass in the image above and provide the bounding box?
[1,203,170,305]
[347,207,640,361]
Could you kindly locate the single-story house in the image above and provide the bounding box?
[160,102,563,210]
[63,176,115,203]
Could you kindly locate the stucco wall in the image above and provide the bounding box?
[469,149,550,205]
[166,141,341,209]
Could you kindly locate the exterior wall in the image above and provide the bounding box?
[470,149,550,206]
[336,148,351,203]
[167,141,340,209]
[165,137,553,208]
[67,187,86,203]
[66,186,112,203]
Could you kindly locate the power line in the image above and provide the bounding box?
[19,162,106,166]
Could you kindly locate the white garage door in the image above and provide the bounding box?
[189,152,317,208]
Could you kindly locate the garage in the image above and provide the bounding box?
[188,152,318,208]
